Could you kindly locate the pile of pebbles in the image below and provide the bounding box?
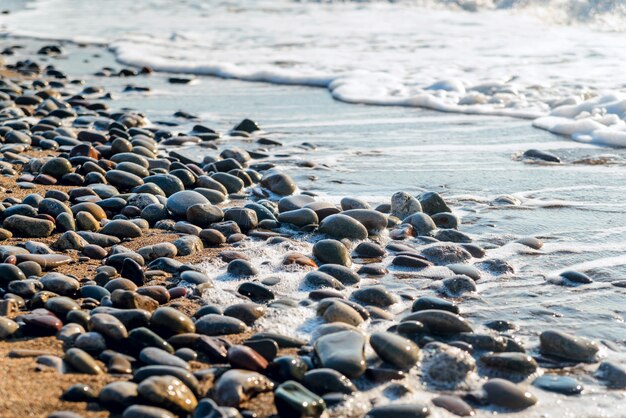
[0,49,625,418]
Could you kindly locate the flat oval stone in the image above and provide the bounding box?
[366,403,431,418]
[140,347,190,370]
[64,348,104,375]
[540,330,598,362]
[98,381,139,411]
[352,286,398,307]
[3,215,54,238]
[128,327,175,354]
[481,352,538,375]
[304,271,344,290]
[228,345,268,373]
[411,296,459,314]
[134,365,200,396]
[89,313,128,340]
[317,264,360,285]
[560,270,593,284]
[137,376,198,414]
[342,209,387,235]
[532,374,583,395]
[403,310,472,335]
[40,272,80,296]
[166,190,210,218]
[101,220,143,239]
[483,378,537,410]
[432,395,474,417]
[313,239,351,267]
[261,172,296,195]
[278,208,319,227]
[195,314,248,336]
[370,331,420,370]
[318,214,368,241]
[150,307,196,338]
[302,368,356,395]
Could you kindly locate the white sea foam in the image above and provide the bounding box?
[4,0,626,146]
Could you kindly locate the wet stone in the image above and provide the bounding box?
[481,352,538,375]
[412,296,459,314]
[64,347,104,375]
[150,307,196,338]
[391,191,422,219]
[275,380,326,418]
[224,302,266,325]
[314,330,366,378]
[302,368,356,395]
[366,403,431,418]
[352,286,398,307]
[227,259,258,277]
[99,381,139,411]
[596,361,626,389]
[88,313,128,340]
[313,239,351,266]
[403,310,472,335]
[140,347,190,370]
[532,374,583,395]
[317,264,360,285]
[137,376,198,414]
[370,331,420,370]
[237,282,275,303]
[122,405,175,418]
[318,214,368,241]
[540,330,598,362]
[483,378,537,410]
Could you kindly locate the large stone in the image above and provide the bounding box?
[314,330,366,378]
[318,214,367,241]
[3,215,54,238]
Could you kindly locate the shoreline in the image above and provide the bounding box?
[0,39,624,418]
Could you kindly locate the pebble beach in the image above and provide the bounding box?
[2,6,626,418]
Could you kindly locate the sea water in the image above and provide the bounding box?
[2,1,626,416]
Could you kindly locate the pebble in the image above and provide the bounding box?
[150,307,196,338]
[366,403,431,418]
[352,286,398,307]
[64,348,104,375]
[318,214,368,240]
[3,214,54,237]
[370,331,420,369]
[532,374,583,395]
[137,376,198,414]
[140,347,190,370]
[391,191,422,219]
[275,381,326,418]
[596,361,626,389]
[403,310,472,335]
[98,381,139,411]
[313,239,351,266]
[539,330,598,362]
[314,330,366,378]
[214,369,274,407]
[483,378,537,410]
[195,314,248,336]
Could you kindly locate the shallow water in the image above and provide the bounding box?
[4,0,626,144]
[3,3,626,416]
